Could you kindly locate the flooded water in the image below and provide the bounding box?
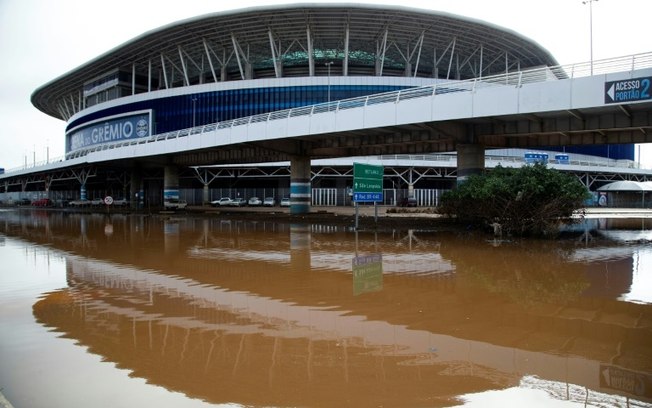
[1,209,651,408]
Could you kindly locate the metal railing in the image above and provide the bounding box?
[6,52,652,175]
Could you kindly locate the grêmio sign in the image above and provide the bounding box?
[66,110,152,152]
[605,76,652,104]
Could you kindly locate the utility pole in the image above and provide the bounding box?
[582,0,598,75]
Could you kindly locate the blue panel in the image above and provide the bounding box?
[67,85,409,136]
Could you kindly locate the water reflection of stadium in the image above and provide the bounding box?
[1,211,650,406]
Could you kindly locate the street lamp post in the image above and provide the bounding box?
[582,0,598,75]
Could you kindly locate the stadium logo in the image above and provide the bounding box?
[136,119,149,138]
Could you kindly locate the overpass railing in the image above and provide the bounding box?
[6,52,652,174]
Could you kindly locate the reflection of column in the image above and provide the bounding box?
[290,224,311,272]
[457,144,485,185]
[290,156,311,214]
[163,220,180,255]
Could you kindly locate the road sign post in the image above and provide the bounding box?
[353,163,384,229]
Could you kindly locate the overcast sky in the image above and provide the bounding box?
[1,0,651,171]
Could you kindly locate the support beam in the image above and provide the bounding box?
[343,24,350,77]
[307,27,314,77]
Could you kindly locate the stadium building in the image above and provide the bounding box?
[2,4,650,209]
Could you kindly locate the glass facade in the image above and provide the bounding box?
[67,84,409,137]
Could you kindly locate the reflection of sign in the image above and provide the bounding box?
[352,254,383,295]
[605,76,652,104]
[353,163,383,203]
[600,365,652,399]
[66,111,151,152]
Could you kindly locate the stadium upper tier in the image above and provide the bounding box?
[31,4,558,123]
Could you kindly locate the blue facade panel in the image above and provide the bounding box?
[66,85,408,138]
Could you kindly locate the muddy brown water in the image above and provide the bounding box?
[1,209,651,407]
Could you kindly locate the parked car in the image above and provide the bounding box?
[112,198,130,207]
[263,197,276,206]
[211,197,233,207]
[90,198,105,206]
[231,197,247,206]
[31,198,53,207]
[248,196,262,206]
[69,199,91,207]
[399,197,417,207]
[164,199,187,210]
[16,198,32,206]
[280,197,291,207]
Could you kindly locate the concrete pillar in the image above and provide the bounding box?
[290,156,311,214]
[456,144,485,184]
[80,184,87,201]
[203,184,210,206]
[163,165,179,202]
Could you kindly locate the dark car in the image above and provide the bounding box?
[399,197,417,207]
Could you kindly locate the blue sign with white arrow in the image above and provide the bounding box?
[605,76,652,104]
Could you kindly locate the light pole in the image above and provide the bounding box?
[325,61,333,105]
[582,0,598,75]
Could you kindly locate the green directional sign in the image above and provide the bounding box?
[353,163,384,202]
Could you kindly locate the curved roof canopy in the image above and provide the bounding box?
[597,181,652,192]
[32,3,558,120]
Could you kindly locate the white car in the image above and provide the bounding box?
[230,198,247,206]
[263,197,276,206]
[211,197,233,207]
[68,199,90,207]
[280,197,291,207]
[112,198,129,207]
[164,199,187,210]
[248,197,262,206]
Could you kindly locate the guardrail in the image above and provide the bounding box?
[6,52,652,175]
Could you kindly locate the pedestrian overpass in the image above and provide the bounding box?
[3,53,652,212]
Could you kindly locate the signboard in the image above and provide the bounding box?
[103,196,113,205]
[600,364,652,399]
[352,254,383,295]
[353,163,384,203]
[605,76,651,104]
[66,110,152,153]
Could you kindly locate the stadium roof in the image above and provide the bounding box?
[32,3,558,120]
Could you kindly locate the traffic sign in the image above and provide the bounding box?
[104,196,113,205]
[353,163,384,202]
[605,76,652,104]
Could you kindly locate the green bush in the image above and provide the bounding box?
[440,163,590,236]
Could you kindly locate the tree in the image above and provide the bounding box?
[440,163,590,236]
